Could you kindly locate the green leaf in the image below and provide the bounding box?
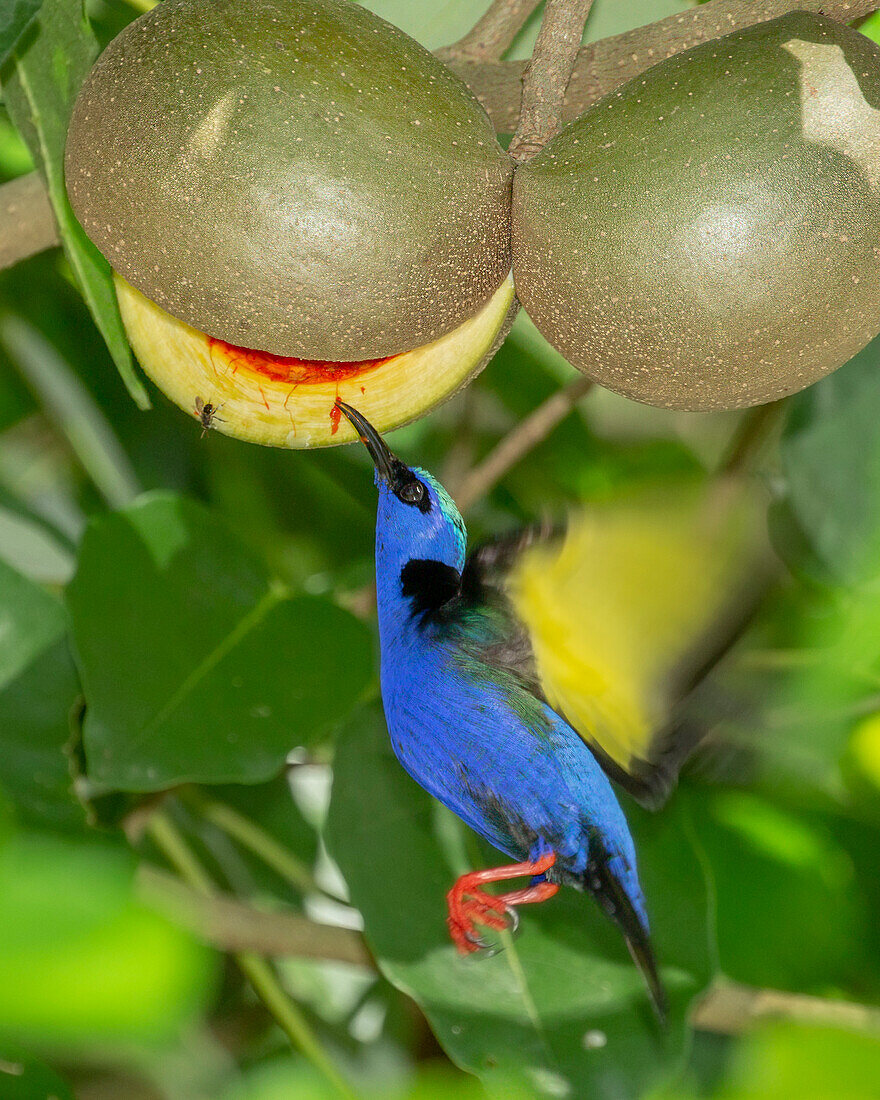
[326,706,713,1098]
[0,559,84,832]
[1,0,150,408]
[702,792,865,992]
[0,556,65,691]
[67,493,374,791]
[220,1056,501,1100]
[780,336,880,584]
[0,315,141,509]
[0,0,41,69]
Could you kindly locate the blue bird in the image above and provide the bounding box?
[336,400,675,1020]
[336,400,767,1022]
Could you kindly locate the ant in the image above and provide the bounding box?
[194,396,225,438]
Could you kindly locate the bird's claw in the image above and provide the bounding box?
[463,927,497,953]
[447,886,519,956]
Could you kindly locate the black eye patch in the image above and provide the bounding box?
[400,558,461,620]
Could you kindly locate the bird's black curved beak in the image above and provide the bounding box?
[335,401,399,486]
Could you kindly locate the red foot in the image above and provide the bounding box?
[446,852,559,954]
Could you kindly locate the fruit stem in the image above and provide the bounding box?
[444,2,880,136]
[508,0,596,163]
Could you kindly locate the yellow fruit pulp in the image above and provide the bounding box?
[116,274,515,448]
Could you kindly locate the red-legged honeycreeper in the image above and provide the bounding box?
[337,401,683,1021]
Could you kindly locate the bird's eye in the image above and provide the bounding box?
[399,481,425,504]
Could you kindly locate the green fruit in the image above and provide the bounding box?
[66,0,512,361]
[512,13,880,410]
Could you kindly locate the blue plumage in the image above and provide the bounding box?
[339,403,665,1020]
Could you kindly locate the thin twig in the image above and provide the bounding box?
[693,978,880,1036]
[508,0,595,163]
[451,374,593,512]
[237,953,356,1100]
[719,399,787,476]
[436,0,543,64]
[139,865,370,964]
[448,0,880,132]
[0,315,142,509]
[146,813,356,1100]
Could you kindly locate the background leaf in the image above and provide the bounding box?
[779,334,880,584]
[0,559,84,831]
[1,0,149,407]
[0,0,41,68]
[67,492,374,790]
[712,1024,880,1100]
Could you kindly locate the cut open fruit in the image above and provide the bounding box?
[117,275,515,448]
[67,0,512,362]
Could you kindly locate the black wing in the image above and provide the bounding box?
[458,521,565,699]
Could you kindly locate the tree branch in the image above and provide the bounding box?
[435,0,542,64]
[184,790,340,901]
[0,174,59,270]
[693,978,880,1036]
[140,866,880,1040]
[146,814,356,1098]
[508,0,595,162]
[138,865,373,966]
[448,0,880,132]
[451,374,593,511]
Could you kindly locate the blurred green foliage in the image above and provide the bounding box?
[0,832,216,1044]
[0,0,879,1098]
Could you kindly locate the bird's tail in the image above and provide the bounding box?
[623,927,668,1028]
[584,856,668,1026]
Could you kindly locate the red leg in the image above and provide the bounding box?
[446,852,558,954]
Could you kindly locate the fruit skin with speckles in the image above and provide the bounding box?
[512,12,880,410]
[65,0,512,361]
